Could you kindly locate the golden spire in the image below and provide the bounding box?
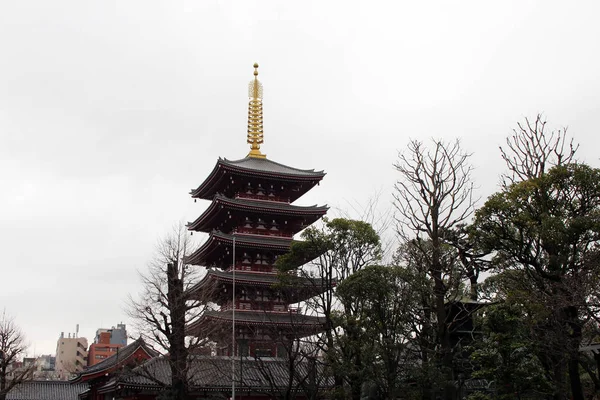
[247,63,266,159]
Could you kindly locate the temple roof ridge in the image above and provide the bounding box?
[70,338,158,383]
[190,156,326,201]
[218,156,325,176]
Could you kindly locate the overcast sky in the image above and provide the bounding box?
[1,1,599,356]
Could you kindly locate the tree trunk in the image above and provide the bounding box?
[0,365,7,400]
[468,274,478,302]
[552,358,567,400]
[567,307,584,400]
[167,262,188,400]
[596,352,600,391]
[568,355,583,400]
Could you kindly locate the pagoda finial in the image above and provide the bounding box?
[247,63,266,159]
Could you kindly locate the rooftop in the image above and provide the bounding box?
[6,381,88,400]
[190,157,325,201]
[98,355,333,394]
[185,232,293,266]
[186,310,326,336]
[187,269,332,300]
[220,157,325,177]
[187,194,327,232]
[71,338,158,383]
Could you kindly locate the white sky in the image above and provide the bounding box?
[1,0,599,356]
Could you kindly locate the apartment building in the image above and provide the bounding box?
[55,332,88,380]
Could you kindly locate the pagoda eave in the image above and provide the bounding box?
[186,310,326,337]
[187,269,330,302]
[185,232,293,266]
[190,157,326,201]
[187,194,328,232]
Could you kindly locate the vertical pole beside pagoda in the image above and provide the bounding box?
[232,234,236,400]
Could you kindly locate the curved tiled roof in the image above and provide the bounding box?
[185,232,293,266]
[71,338,158,383]
[186,310,325,336]
[187,194,328,232]
[187,269,331,301]
[221,157,325,176]
[204,309,326,325]
[187,269,281,293]
[98,355,333,394]
[190,157,325,200]
[6,381,88,400]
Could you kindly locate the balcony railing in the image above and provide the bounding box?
[236,192,290,203]
[220,303,298,313]
[233,227,293,238]
[224,263,298,275]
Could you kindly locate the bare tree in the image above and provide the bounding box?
[393,138,477,399]
[500,113,578,186]
[127,223,210,400]
[335,190,396,262]
[0,311,33,400]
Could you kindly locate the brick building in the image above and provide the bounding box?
[87,324,127,366]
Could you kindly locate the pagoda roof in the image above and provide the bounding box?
[187,310,325,336]
[185,232,292,266]
[188,194,328,232]
[187,269,330,300]
[191,157,325,200]
[188,270,282,295]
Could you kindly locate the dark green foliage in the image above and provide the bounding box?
[276,218,382,400]
[277,217,381,279]
[334,265,420,400]
[473,163,600,400]
[469,301,553,399]
[475,164,600,279]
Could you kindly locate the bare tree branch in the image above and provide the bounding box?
[500,113,578,186]
[0,311,33,400]
[127,222,212,399]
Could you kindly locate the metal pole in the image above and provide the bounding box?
[232,235,236,400]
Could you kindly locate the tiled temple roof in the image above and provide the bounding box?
[188,269,282,292]
[187,194,328,232]
[190,157,325,201]
[220,157,325,177]
[187,269,332,300]
[203,309,326,325]
[185,232,293,266]
[186,310,325,337]
[71,338,158,383]
[98,355,333,394]
[6,381,88,400]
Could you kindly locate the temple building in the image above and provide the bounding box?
[185,63,329,358]
[72,65,333,400]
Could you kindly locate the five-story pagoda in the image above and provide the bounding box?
[186,64,328,358]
